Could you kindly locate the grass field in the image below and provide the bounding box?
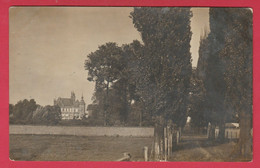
[10,134,153,161]
[10,134,250,162]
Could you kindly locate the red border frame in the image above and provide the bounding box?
[0,0,259,168]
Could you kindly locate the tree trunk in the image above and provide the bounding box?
[218,121,225,142]
[122,81,128,124]
[178,127,182,142]
[163,122,174,160]
[139,108,143,127]
[154,116,165,161]
[239,111,252,159]
[104,81,109,126]
[208,123,216,140]
[167,125,173,158]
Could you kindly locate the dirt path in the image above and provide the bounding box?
[169,135,237,161]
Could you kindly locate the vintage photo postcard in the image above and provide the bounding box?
[9,7,252,162]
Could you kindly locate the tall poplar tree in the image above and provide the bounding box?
[130,7,192,160]
[202,8,232,141]
[199,8,252,158]
[221,8,253,158]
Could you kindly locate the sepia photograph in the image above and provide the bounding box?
[9,7,253,162]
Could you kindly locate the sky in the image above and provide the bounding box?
[9,7,209,106]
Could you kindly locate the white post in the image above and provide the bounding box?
[144,146,148,161]
[176,131,180,144]
[207,122,211,139]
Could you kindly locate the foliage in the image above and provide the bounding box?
[220,8,252,157]
[199,8,252,152]
[85,40,148,126]
[130,7,193,127]
[9,104,14,116]
[188,69,208,128]
[10,99,38,124]
[202,9,230,127]
[220,8,253,121]
[32,105,61,125]
[85,42,124,125]
[117,40,144,123]
[85,8,192,129]
[85,42,124,84]
[203,8,252,124]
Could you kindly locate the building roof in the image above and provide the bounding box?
[58,98,73,106]
[225,123,239,128]
[55,98,80,107]
[54,92,85,108]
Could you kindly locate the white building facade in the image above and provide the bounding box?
[54,92,86,120]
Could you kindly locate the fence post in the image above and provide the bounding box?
[167,125,172,157]
[164,127,168,161]
[176,131,180,144]
[207,122,211,139]
[144,146,148,161]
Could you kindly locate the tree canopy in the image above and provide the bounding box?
[32,105,61,125]
[197,8,252,155]
[10,99,38,124]
[130,7,192,126]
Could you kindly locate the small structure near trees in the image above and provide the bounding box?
[215,123,240,140]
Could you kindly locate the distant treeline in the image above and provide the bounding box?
[9,99,61,125]
[9,99,153,126]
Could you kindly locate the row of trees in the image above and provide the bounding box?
[85,7,193,160]
[9,99,61,125]
[85,7,252,160]
[193,8,252,157]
